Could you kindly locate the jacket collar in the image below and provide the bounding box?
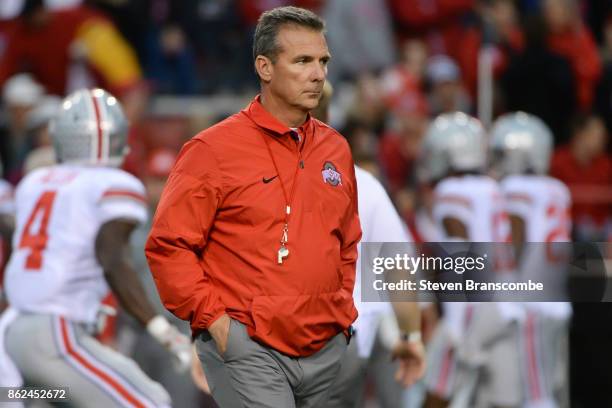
[244,95,313,137]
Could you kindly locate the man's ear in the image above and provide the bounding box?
[255,55,273,82]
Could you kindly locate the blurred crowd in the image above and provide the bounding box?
[0,0,610,244]
[0,1,611,406]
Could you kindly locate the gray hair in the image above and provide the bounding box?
[253,6,325,64]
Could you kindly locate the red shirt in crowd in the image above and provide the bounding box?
[0,6,142,97]
[547,23,602,110]
[550,146,612,227]
[378,131,415,195]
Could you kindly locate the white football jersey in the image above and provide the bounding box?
[5,164,147,323]
[501,175,571,243]
[501,174,572,319]
[354,166,413,358]
[433,175,509,242]
[432,175,517,337]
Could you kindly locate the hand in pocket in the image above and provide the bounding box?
[208,314,231,357]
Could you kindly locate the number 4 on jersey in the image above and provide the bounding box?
[19,191,57,270]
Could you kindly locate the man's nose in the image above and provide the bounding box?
[311,63,326,81]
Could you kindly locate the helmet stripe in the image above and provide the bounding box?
[90,91,104,161]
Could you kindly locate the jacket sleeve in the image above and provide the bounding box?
[145,139,226,332]
[339,164,362,298]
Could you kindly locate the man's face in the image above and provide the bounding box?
[8,105,34,135]
[580,117,607,157]
[543,0,574,32]
[434,81,460,110]
[267,25,330,112]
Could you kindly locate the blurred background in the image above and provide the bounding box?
[0,0,610,407]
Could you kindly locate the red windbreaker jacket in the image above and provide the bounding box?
[145,96,361,357]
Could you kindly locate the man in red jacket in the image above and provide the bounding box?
[145,6,361,407]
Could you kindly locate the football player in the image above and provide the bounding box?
[1,89,191,407]
[0,165,16,390]
[490,112,572,408]
[419,112,520,408]
[0,170,14,310]
[314,82,425,408]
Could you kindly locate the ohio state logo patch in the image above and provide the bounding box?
[322,161,342,186]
